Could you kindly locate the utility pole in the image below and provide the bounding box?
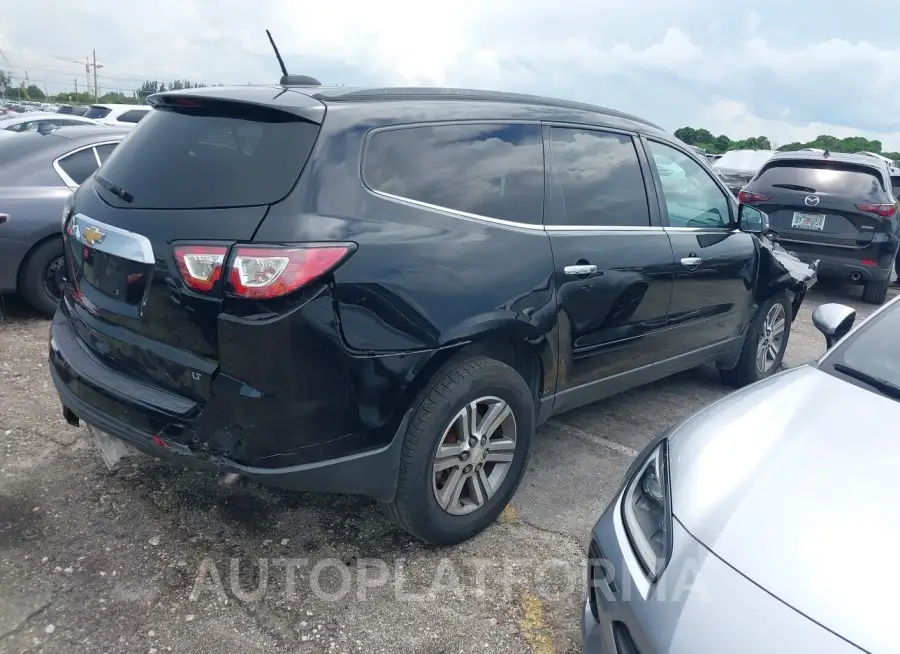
[74,78,78,102]
[92,50,99,101]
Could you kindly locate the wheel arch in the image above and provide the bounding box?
[397,323,555,434]
[16,232,64,290]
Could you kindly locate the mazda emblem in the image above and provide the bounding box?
[804,195,820,207]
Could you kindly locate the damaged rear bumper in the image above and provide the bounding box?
[49,312,408,502]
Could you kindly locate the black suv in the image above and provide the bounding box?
[740,151,900,304]
[49,84,817,545]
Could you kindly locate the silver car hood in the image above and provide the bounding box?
[669,365,899,654]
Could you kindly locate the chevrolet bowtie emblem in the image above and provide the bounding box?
[82,225,106,246]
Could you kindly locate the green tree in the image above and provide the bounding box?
[25,84,44,101]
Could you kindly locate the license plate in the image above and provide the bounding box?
[89,426,140,470]
[791,212,826,231]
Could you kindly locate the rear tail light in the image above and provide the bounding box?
[738,190,770,204]
[855,203,897,218]
[174,245,227,292]
[173,244,353,298]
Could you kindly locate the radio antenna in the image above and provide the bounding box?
[265,30,322,86]
[266,29,288,79]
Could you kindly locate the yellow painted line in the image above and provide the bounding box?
[519,591,555,654]
[498,504,517,523]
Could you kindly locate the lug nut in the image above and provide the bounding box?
[460,451,470,461]
[475,463,482,471]
[483,449,489,456]
[468,437,477,447]
[480,437,487,446]
[463,464,473,474]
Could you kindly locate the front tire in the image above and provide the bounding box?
[19,238,65,318]
[720,294,791,387]
[381,356,534,546]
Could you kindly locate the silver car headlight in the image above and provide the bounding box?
[621,439,672,581]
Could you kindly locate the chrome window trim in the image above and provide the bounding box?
[370,189,670,233]
[369,189,546,231]
[52,139,123,189]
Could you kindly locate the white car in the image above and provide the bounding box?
[82,104,150,127]
[0,112,99,133]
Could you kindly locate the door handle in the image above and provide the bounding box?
[680,257,702,267]
[564,264,597,276]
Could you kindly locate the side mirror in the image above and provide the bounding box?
[812,303,856,349]
[738,204,770,234]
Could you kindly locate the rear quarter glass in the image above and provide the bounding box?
[92,105,321,210]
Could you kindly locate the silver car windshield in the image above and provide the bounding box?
[829,301,900,392]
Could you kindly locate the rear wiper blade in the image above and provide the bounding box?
[833,363,900,400]
[771,183,817,193]
[95,175,133,203]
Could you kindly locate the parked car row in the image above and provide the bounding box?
[10,78,890,652]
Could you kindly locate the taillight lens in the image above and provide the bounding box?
[738,190,770,204]
[855,203,897,218]
[228,246,351,299]
[174,245,227,292]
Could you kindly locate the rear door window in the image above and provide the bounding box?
[83,106,112,119]
[363,123,544,225]
[547,127,651,228]
[754,162,885,197]
[891,175,900,199]
[57,147,99,186]
[93,106,321,209]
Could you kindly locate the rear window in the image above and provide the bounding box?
[754,162,885,196]
[94,105,320,209]
[83,106,112,119]
[891,175,900,198]
[116,109,148,124]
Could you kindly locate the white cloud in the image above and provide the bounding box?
[3,0,900,149]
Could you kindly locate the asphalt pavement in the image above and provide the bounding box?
[0,279,893,654]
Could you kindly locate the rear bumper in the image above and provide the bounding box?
[792,251,892,282]
[49,308,410,501]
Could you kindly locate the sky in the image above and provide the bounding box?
[3,0,900,148]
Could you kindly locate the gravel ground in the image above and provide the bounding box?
[0,279,894,654]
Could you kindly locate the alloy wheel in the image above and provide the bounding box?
[431,396,517,516]
[756,303,786,373]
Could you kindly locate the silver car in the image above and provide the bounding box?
[582,296,895,653]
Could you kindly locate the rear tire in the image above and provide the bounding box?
[380,356,534,546]
[720,293,791,387]
[863,278,890,305]
[19,238,65,318]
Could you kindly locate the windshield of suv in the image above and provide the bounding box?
[94,105,321,209]
[827,300,900,399]
[754,162,885,196]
